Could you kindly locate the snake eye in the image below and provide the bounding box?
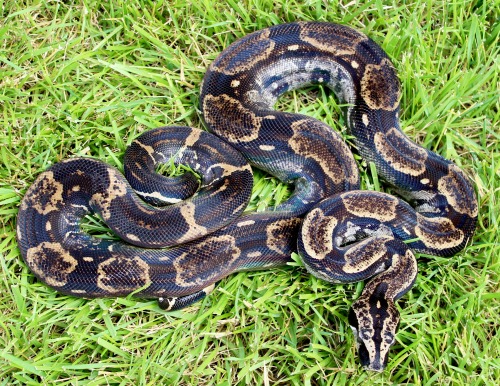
[384,332,395,345]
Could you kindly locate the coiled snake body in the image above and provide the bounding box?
[17,22,477,371]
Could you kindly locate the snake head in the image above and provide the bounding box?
[348,296,400,372]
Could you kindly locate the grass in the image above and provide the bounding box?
[0,0,499,384]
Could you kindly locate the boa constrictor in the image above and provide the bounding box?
[17,22,477,371]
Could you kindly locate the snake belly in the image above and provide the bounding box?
[17,21,477,372]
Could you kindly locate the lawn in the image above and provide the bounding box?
[1,0,499,385]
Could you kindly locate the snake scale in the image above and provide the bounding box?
[16,22,477,371]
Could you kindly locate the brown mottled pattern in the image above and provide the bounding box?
[202,94,262,143]
[415,215,464,250]
[266,218,302,256]
[25,242,78,287]
[21,171,64,215]
[290,119,359,187]
[300,207,337,260]
[374,128,428,176]
[90,168,128,220]
[360,58,401,111]
[343,237,391,274]
[173,235,240,287]
[342,192,398,221]
[97,256,151,293]
[438,164,479,218]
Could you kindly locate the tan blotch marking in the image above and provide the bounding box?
[374,128,428,176]
[174,235,240,287]
[91,168,128,220]
[362,114,369,126]
[72,185,81,192]
[45,221,52,232]
[415,215,464,250]
[247,251,262,258]
[25,242,78,287]
[210,29,275,76]
[83,257,94,262]
[437,164,478,218]
[290,119,358,187]
[351,60,359,69]
[420,178,430,185]
[299,22,366,56]
[133,139,155,160]
[230,79,240,88]
[287,44,299,51]
[259,144,275,151]
[176,202,208,243]
[203,94,262,143]
[360,58,401,111]
[343,237,391,274]
[342,192,398,221]
[23,171,64,215]
[184,128,202,147]
[97,255,150,293]
[267,217,302,256]
[301,207,338,260]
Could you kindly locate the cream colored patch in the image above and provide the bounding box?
[438,164,478,218]
[24,171,64,215]
[360,58,401,111]
[203,94,262,143]
[343,237,390,274]
[237,219,256,227]
[230,80,240,88]
[415,215,464,250]
[287,44,299,51]
[267,217,302,256]
[91,168,128,220]
[72,185,81,192]
[176,202,208,243]
[259,144,275,151]
[374,128,428,176]
[83,257,94,262]
[97,255,150,293]
[71,289,87,294]
[45,221,52,232]
[247,251,262,258]
[301,208,338,260]
[342,192,398,222]
[25,242,78,287]
[420,178,430,185]
[351,60,359,69]
[362,114,369,126]
[126,233,140,242]
[174,235,240,287]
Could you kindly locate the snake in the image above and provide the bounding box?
[16,21,478,372]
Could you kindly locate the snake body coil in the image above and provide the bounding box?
[17,22,477,371]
